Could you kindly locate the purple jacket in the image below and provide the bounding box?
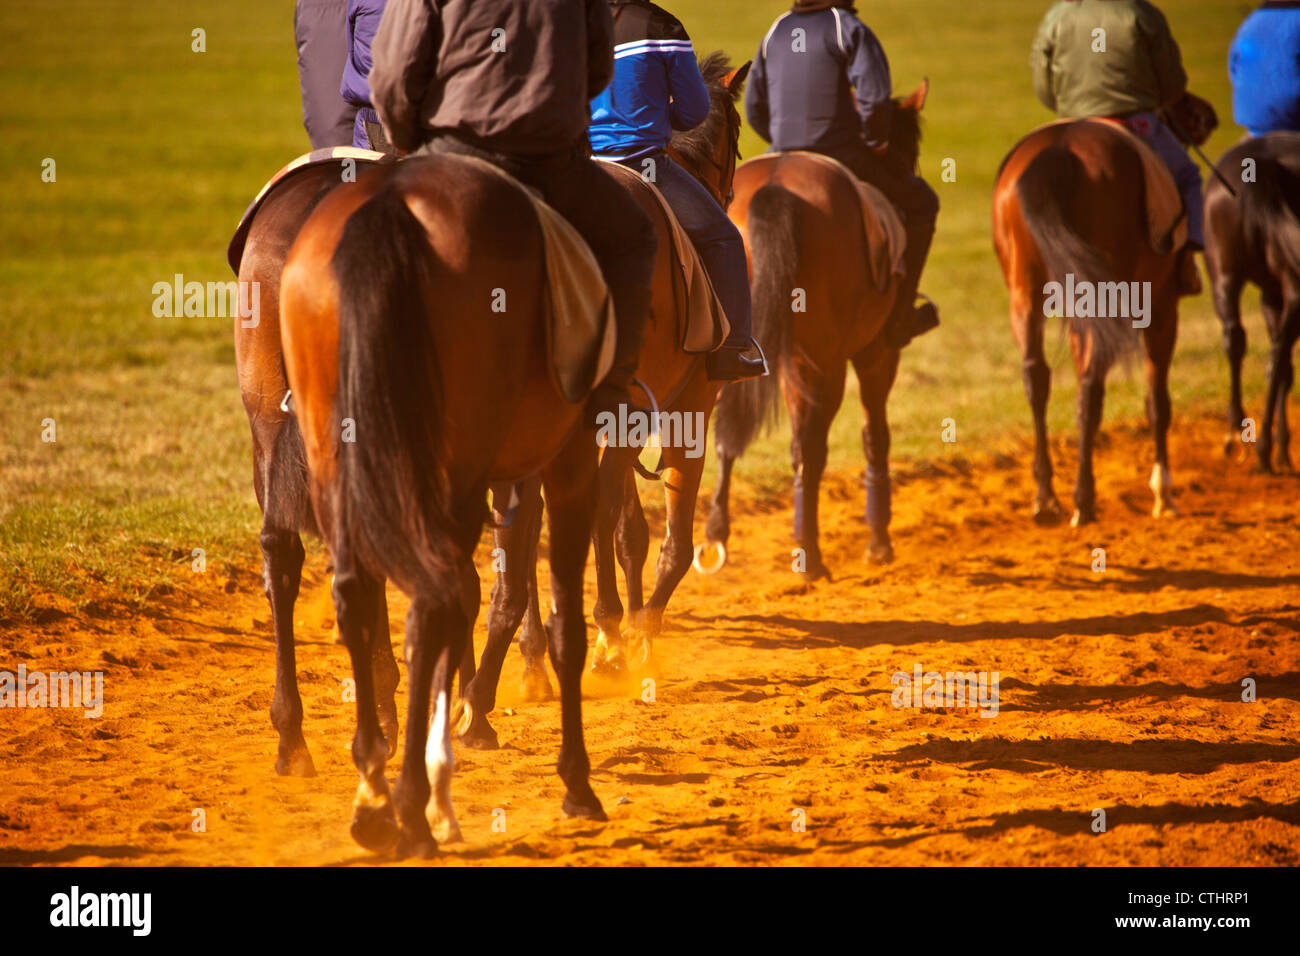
[341,0,387,148]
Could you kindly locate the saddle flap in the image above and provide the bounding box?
[597,159,731,354]
[1088,117,1188,255]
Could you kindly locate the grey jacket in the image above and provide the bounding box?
[370,0,616,154]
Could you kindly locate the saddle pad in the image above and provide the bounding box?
[597,159,731,354]
[227,146,390,273]
[1018,118,1187,255]
[449,155,617,404]
[782,151,908,294]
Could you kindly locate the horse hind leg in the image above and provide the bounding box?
[1267,292,1300,472]
[261,520,314,777]
[1212,270,1248,456]
[1143,301,1178,518]
[334,553,398,854]
[789,368,844,580]
[1071,358,1107,527]
[591,450,633,676]
[423,574,473,848]
[852,344,900,563]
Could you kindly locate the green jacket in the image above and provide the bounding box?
[1031,0,1187,118]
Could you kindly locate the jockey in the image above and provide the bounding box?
[340,0,394,153]
[1031,0,1203,286]
[589,0,765,382]
[369,0,658,422]
[1230,2,1300,137]
[295,0,357,148]
[745,0,941,349]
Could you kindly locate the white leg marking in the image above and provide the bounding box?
[425,685,462,843]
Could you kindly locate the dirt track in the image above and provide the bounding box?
[2,414,1298,866]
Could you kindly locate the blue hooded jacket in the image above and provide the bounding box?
[746,4,893,151]
[589,0,711,160]
[1230,1,1300,135]
[340,0,386,148]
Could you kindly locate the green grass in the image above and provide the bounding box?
[0,1,1276,622]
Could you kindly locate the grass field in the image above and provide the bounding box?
[0,0,1273,623]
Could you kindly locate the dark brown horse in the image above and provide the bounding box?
[279,155,607,857]
[992,119,1184,526]
[230,155,400,778]
[1204,131,1300,471]
[454,56,750,749]
[702,82,928,581]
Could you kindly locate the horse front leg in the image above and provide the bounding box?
[1266,295,1300,472]
[699,450,735,574]
[1213,272,1248,456]
[853,344,900,563]
[459,478,543,747]
[591,449,634,676]
[1144,300,1179,518]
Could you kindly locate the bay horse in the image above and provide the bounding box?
[701,82,928,582]
[992,119,1183,526]
[231,155,400,778]
[454,55,751,749]
[278,155,607,857]
[1204,131,1300,471]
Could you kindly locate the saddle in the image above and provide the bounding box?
[227,146,392,273]
[596,159,731,354]
[1016,118,1188,255]
[783,151,908,294]
[229,148,616,405]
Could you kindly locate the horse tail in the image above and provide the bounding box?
[1015,141,1138,370]
[1240,153,1300,279]
[715,184,802,460]
[267,409,318,538]
[331,183,453,592]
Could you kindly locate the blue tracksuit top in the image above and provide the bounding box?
[589,1,711,160]
[1230,1,1300,135]
[746,6,893,150]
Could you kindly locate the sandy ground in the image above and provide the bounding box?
[2,413,1297,866]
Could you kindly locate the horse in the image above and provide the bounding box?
[701,81,929,582]
[278,155,608,858]
[1204,131,1300,471]
[453,55,751,749]
[230,155,401,778]
[992,119,1184,526]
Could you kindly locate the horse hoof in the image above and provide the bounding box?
[459,714,500,751]
[520,668,554,702]
[1152,501,1179,519]
[350,803,399,854]
[380,719,399,760]
[866,541,894,565]
[429,815,462,846]
[451,698,474,739]
[1069,509,1096,528]
[275,745,317,778]
[562,791,608,821]
[693,539,727,575]
[589,656,627,678]
[798,561,832,582]
[394,831,439,860]
[1032,498,1065,526]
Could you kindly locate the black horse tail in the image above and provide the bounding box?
[1016,142,1139,371]
[714,184,802,460]
[331,183,453,593]
[1240,153,1300,279]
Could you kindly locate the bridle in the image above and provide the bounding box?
[666,105,742,209]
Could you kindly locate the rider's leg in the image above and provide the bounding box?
[651,157,763,381]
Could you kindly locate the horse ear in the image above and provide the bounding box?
[900,77,929,113]
[725,61,753,99]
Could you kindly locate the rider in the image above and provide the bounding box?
[588,0,765,382]
[745,0,941,349]
[339,0,392,152]
[295,0,356,148]
[1031,0,1203,290]
[368,0,658,422]
[1230,2,1300,137]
